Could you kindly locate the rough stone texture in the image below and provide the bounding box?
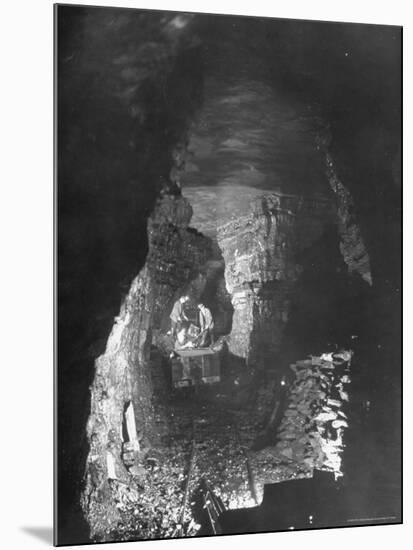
[147,195,212,332]
[209,273,233,337]
[316,132,373,286]
[217,193,335,366]
[251,351,352,501]
[325,153,373,286]
[81,194,211,540]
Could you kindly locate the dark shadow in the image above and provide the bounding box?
[21,527,53,545]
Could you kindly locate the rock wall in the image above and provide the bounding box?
[81,193,211,539]
[217,195,297,364]
[316,132,373,286]
[275,352,351,477]
[56,10,206,538]
[251,351,352,501]
[325,153,373,286]
[217,193,335,367]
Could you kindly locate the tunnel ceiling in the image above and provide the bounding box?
[181,77,328,238]
[181,16,331,238]
[179,15,400,240]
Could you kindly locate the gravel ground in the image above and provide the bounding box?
[100,352,350,542]
[102,384,263,541]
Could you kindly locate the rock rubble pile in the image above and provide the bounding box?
[252,351,352,499]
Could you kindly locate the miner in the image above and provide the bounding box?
[197,303,214,347]
[168,295,190,338]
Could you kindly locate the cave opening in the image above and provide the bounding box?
[57,6,401,545]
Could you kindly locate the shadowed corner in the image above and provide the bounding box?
[21,527,53,545]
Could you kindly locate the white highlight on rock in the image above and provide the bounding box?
[106,452,117,480]
[125,401,140,452]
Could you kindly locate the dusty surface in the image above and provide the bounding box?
[82,348,352,542]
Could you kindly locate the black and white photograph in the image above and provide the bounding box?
[53,2,402,546]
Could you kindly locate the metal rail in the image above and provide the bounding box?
[233,422,259,506]
[177,420,197,537]
[176,412,260,536]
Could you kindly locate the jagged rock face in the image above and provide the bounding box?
[57,10,206,531]
[316,132,373,286]
[276,353,351,478]
[251,351,352,499]
[217,194,335,365]
[325,153,373,286]
[217,196,297,362]
[218,196,298,293]
[146,195,212,332]
[82,194,211,539]
[82,268,155,537]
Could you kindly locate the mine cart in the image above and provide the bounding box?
[171,348,221,389]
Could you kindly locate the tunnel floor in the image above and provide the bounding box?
[147,365,266,537]
[103,348,401,542]
[106,355,286,540]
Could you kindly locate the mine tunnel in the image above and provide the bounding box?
[56,6,401,545]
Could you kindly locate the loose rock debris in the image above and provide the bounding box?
[252,351,352,500]
[83,350,352,541]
